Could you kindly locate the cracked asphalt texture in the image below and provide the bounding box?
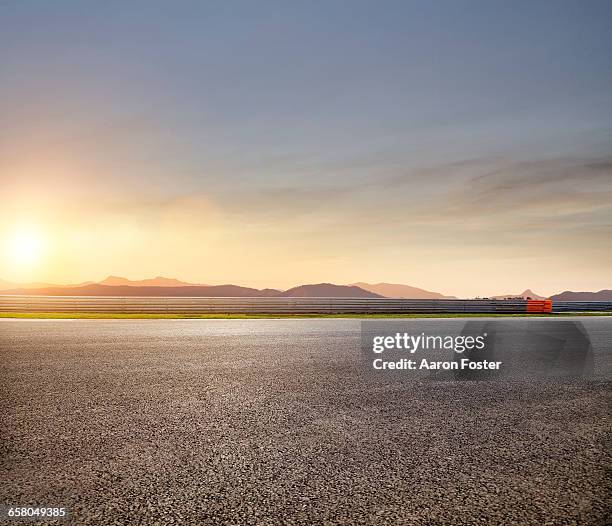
[1,318,610,525]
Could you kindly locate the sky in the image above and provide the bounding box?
[1,0,611,297]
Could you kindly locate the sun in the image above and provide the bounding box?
[6,228,44,265]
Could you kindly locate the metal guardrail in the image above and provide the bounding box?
[0,295,584,314]
[552,301,612,312]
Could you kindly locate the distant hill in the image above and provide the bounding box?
[491,289,546,300]
[0,279,94,290]
[1,284,280,297]
[99,275,205,287]
[550,290,612,301]
[352,282,454,299]
[5,278,605,300]
[278,283,382,298]
[0,275,202,291]
[1,282,379,297]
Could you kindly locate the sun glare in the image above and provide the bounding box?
[6,229,44,265]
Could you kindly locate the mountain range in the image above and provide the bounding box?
[352,282,455,299]
[99,275,207,287]
[279,284,382,298]
[491,289,546,300]
[0,276,608,300]
[0,279,378,298]
[0,284,280,297]
[549,290,612,301]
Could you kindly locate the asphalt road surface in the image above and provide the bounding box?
[1,318,611,525]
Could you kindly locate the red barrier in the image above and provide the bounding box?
[526,299,553,313]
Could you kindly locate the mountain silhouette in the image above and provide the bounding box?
[1,277,608,300]
[550,290,612,301]
[278,283,382,298]
[1,284,280,297]
[1,283,379,297]
[351,282,454,299]
[491,289,546,300]
[99,275,205,287]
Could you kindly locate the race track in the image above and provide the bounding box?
[1,318,611,525]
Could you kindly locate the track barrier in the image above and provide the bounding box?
[0,295,609,314]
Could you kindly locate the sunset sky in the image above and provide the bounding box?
[1,0,611,297]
